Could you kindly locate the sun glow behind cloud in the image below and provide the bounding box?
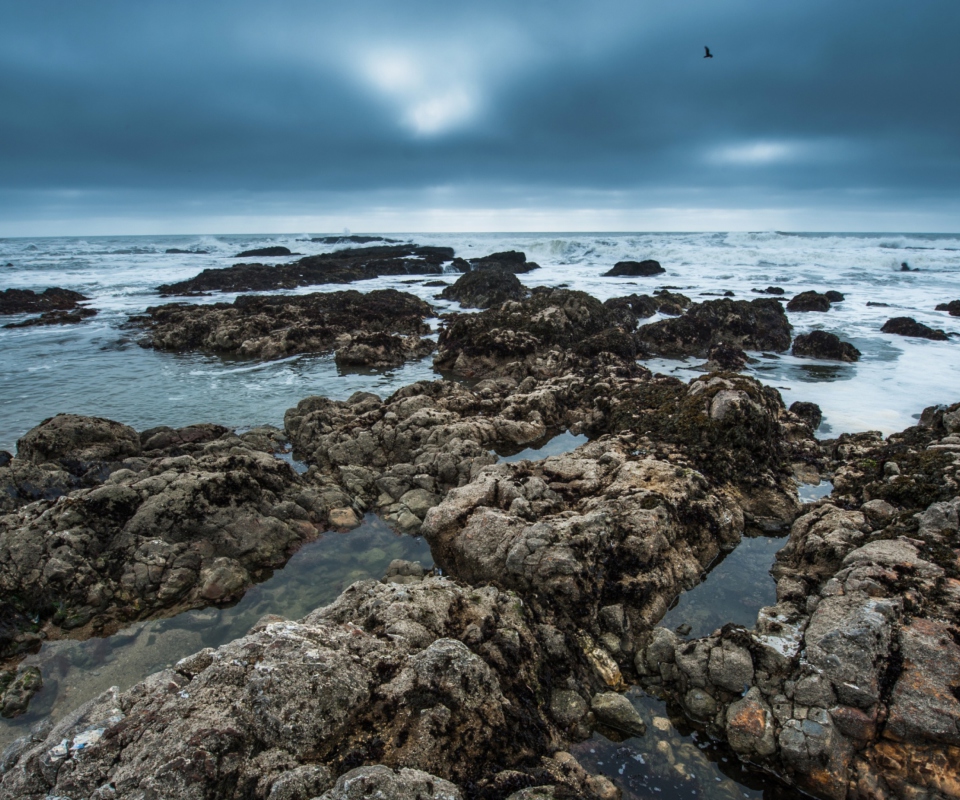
[358,49,480,136]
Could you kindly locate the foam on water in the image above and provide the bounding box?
[1,231,959,444]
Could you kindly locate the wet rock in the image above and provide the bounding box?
[133,289,433,362]
[3,307,98,328]
[165,248,209,254]
[591,692,647,737]
[157,244,455,294]
[435,288,643,380]
[753,286,785,295]
[603,292,692,328]
[635,298,791,358]
[334,332,436,369]
[704,342,748,371]
[0,666,42,718]
[466,250,541,274]
[602,259,665,277]
[318,765,462,799]
[791,331,861,362]
[0,578,596,799]
[439,268,528,309]
[0,287,88,315]
[786,291,832,312]
[936,299,960,316]
[726,688,776,757]
[824,291,845,303]
[0,425,337,659]
[550,689,588,727]
[789,401,822,430]
[234,246,295,257]
[880,316,949,340]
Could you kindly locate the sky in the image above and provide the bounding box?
[1,0,958,235]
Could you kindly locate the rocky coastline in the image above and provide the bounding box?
[0,256,958,800]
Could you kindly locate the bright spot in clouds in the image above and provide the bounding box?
[359,50,479,136]
[709,141,797,165]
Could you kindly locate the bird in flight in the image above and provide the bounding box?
[704,46,713,58]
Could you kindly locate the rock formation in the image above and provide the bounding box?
[132,289,434,363]
[791,331,861,362]
[156,244,455,295]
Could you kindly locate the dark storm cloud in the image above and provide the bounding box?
[1,0,958,228]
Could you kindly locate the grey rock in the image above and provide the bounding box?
[591,692,646,737]
[317,765,462,800]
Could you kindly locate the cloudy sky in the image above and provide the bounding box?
[1,0,958,234]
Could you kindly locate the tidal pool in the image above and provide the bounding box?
[574,689,803,799]
[0,515,431,748]
[496,430,589,462]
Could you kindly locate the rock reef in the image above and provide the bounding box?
[156,244,455,295]
[132,289,434,363]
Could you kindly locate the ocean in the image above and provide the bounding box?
[1,230,958,454]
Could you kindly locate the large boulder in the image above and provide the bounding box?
[791,331,861,362]
[635,298,792,359]
[0,576,614,800]
[439,268,528,309]
[460,250,541,274]
[602,260,665,277]
[880,316,949,341]
[16,413,141,465]
[234,246,294,257]
[133,289,434,361]
[603,292,692,328]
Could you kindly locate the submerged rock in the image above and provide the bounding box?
[704,342,749,371]
[791,330,861,362]
[3,307,98,328]
[880,316,949,340]
[459,250,541,274]
[133,289,433,362]
[439,268,528,309]
[602,260,665,277]
[157,244,455,295]
[635,298,792,359]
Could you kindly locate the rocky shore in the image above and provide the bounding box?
[0,270,958,800]
[131,289,434,364]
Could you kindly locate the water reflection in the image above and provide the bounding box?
[574,689,803,799]
[660,536,787,640]
[496,430,588,463]
[0,516,431,747]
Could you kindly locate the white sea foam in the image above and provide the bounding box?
[0,231,958,450]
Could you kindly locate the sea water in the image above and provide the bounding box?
[1,231,958,450]
[0,231,957,790]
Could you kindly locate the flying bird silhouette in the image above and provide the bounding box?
[704,46,713,58]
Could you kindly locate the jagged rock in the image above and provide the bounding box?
[0,417,343,660]
[157,244,455,294]
[0,288,88,315]
[334,332,436,369]
[791,331,861,362]
[0,577,611,799]
[603,292,692,330]
[936,300,960,316]
[132,289,433,361]
[635,298,792,358]
[439,268,528,309]
[786,291,832,312]
[434,288,643,380]
[753,287,785,295]
[602,260,665,277]
[789,401,823,430]
[880,316,949,341]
